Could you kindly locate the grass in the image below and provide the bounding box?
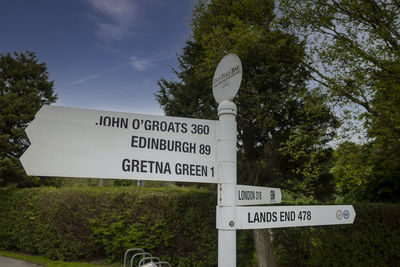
[0,251,120,267]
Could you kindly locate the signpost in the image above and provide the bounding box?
[20,105,218,183]
[235,185,281,205]
[217,205,356,230]
[212,53,242,104]
[19,53,355,267]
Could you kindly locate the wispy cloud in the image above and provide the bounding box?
[70,73,102,86]
[130,56,155,71]
[130,51,174,71]
[69,62,129,87]
[85,0,137,40]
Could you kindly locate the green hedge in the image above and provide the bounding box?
[272,203,400,266]
[1,187,399,266]
[0,186,253,266]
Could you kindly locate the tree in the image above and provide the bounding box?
[331,142,372,200]
[0,51,57,187]
[278,0,400,201]
[156,0,338,265]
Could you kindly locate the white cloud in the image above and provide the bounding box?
[86,0,135,24]
[70,73,102,86]
[130,56,155,71]
[130,51,174,71]
[85,0,136,40]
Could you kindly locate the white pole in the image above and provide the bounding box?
[217,100,237,267]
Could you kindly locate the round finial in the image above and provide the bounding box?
[212,53,242,104]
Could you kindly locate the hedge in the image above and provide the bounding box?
[272,202,400,266]
[1,186,399,266]
[0,186,253,266]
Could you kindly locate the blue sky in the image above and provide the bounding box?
[0,0,194,115]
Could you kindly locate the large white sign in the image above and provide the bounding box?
[217,205,356,230]
[20,105,218,183]
[236,185,281,205]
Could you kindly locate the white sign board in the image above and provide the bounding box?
[212,53,242,104]
[20,105,218,183]
[217,205,356,230]
[236,185,281,205]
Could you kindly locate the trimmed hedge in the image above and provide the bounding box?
[0,186,253,266]
[1,187,399,266]
[272,203,400,266]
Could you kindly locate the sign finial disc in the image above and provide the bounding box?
[212,53,242,104]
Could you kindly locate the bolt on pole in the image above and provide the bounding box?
[217,100,237,267]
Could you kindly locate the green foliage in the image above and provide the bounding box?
[156,0,339,200]
[272,203,400,266]
[332,140,400,202]
[331,142,373,200]
[1,187,399,265]
[279,0,400,202]
[0,186,253,266]
[0,51,57,187]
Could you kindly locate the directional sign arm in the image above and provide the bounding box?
[20,144,218,183]
[20,105,220,183]
[217,205,356,230]
[236,185,281,205]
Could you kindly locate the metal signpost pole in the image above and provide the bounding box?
[217,100,237,267]
[212,53,242,267]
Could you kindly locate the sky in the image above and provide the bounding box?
[0,0,195,115]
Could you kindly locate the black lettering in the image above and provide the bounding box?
[148,160,154,173]
[175,163,182,175]
[156,161,163,173]
[168,122,175,132]
[121,118,128,128]
[153,120,160,131]
[164,162,171,174]
[140,160,147,173]
[132,119,140,129]
[280,211,296,222]
[131,136,138,147]
[160,139,166,150]
[272,212,277,222]
[112,117,119,127]
[159,121,167,131]
[122,159,171,174]
[122,159,130,171]
[139,136,147,148]
[181,123,187,133]
[144,120,152,130]
[290,211,296,221]
[260,212,266,223]
[190,164,196,176]
[266,212,272,222]
[248,212,254,223]
[150,137,157,150]
[190,143,196,153]
[183,164,188,175]
[175,141,182,152]
[103,116,111,126]
[132,159,139,172]
[167,139,174,151]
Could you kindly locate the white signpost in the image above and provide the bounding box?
[19,53,355,267]
[211,54,356,267]
[235,185,281,206]
[217,205,356,230]
[20,105,218,183]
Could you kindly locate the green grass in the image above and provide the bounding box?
[0,251,119,267]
